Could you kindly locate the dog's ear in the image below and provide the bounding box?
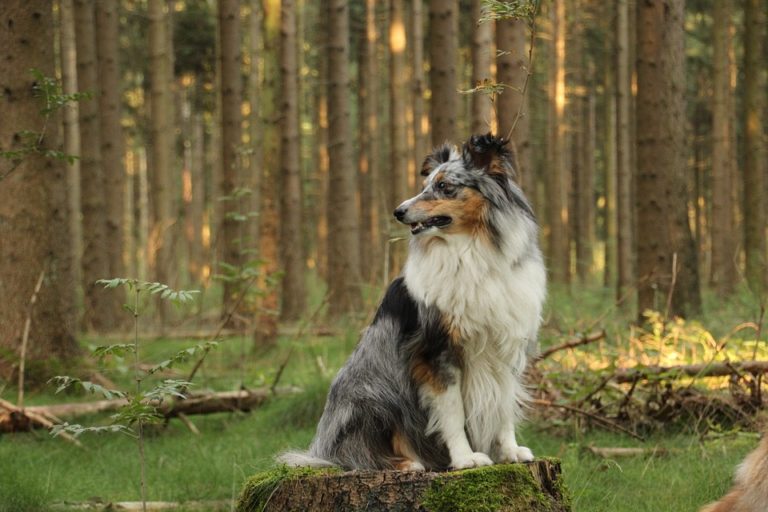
[461,133,518,180]
[420,143,455,176]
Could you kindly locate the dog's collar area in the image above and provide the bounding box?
[410,216,452,235]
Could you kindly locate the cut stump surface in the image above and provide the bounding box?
[237,459,570,512]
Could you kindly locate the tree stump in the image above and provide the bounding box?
[237,459,570,512]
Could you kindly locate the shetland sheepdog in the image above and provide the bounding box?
[279,134,546,471]
[700,435,768,512]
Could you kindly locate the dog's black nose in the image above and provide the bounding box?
[394,206,407,222]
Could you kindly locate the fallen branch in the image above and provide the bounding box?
[611,360,768,384]
[50,500,231,510]
[586,446,675,458]
[536,330,606,362]
[17,269,46,408]
[532,398,645,441]
[0,397,81,446]
[0,388,297,433]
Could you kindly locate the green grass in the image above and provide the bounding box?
[1,283,764,511]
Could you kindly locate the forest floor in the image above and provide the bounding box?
[1,284,765,511]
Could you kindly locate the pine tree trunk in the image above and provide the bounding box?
[312,0,330,282]
[742,0,766,294]
[428,0,458,146]
[710,0,737,294]
[496,18,532,197]
[95,0,126,321]
[326,0,362,316]
[247,0,263,259]
[148,0,173,326]
[279,0,306,320]
[547,0,569,284]
[255,0,280,345]
[615,0,633,301]
[603,52,618,289]
[470,0,492,134]
[218,0,245,322]
[358,0,381,283]
[411,0,427,180]
[237,461,570,512]
[186,112,205,283]
[576,85,596,282]
[0,1,78,377]
[75,0,114,331]
[636,0,701,317]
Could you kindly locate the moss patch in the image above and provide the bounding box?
[236,465,341,512]
[421,463,559,512]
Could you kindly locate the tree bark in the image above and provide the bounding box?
[615,0,633,301]
[238,460,570,512]
[0,1,78,377]
[428,0,458,146]
[95,0,126,307]
[603,50,618,289]
[148,0,173,326]
[256,0,280,345]
[279,0,306,320]
[75,0,115,331]
[576,86,596,282]
[742,0,766,294]
[470,0,492,134]
[411,0,427,180]
[326,0,362,316]
[710,0,737,294]
[547,0,569,284]
[496,18,532,196]
[635,0,701,317]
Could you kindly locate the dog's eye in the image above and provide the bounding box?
[437,182,446,190]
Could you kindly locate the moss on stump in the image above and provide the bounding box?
[237,459,571,512]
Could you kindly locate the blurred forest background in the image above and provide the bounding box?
[1,0,767,357]
[2,1,768,510]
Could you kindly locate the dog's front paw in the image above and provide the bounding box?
[450,452,494,470]
[497,444,534,463]
[399,460,426,472]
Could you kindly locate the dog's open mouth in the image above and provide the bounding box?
[410,216,452,235]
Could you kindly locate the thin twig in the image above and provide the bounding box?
[663,252,678,321]
[532,398,645,441]
[536,330,606,362]
[17,270,46,408]
[506,4,540,141]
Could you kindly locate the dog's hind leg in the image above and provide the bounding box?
[391,430,426,472]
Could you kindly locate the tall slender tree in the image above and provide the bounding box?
[411,0,427,175]
[75,0,114,330]
[547,0,569,284]
[428,0,458,146]
[710,0,737,294]
[0,1,78,376]
[470,0,492,134]
[326,0,362,315]
[218,0,244,320]
[743,0,766,293]
[279,0,306,320]
[615,0,633,300]
[635,0,701,317]
[148,0,173,324]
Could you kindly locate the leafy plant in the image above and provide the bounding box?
[49,278,207,512]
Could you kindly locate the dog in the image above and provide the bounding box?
[700,434,768,512]
[279,134,546,471]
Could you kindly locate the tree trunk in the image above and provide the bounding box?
[576,85,596,282]
[59,0,83,315]
[0,1,78,377]
[312,0,330,282]
[428,0,458,146]
[615,0,633,301]
[247,0,263,263]
[218,0,245,322]
[547,0,569,284]
[411,0,427,179]
[237,461,570,512]
[279,0,306,320]
[326,0,362,316]
[185,112,205,283]
[603,52,618,289]
[742,0,766,294]
[470,0,492,134]
[95,0,126,306]
[635,0,701,317]
[75,0,115,331]
[255,0,280,345]
[496,18,532,197]
[358,0,381,284]
[710,0,737,295]
[148,0,173,326]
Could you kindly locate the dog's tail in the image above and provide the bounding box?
[276,450,336,468]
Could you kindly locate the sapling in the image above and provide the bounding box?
[50,278,212,512]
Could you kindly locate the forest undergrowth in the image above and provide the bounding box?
[1,283,766,511]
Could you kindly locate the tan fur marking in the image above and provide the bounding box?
[411,359,446,393]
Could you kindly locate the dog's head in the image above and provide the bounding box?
[394,134,532,241]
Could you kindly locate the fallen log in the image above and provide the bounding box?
[0,397,81,445]
[237,460,570,512]
[611,360,768,384]
[0,388,295,434]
